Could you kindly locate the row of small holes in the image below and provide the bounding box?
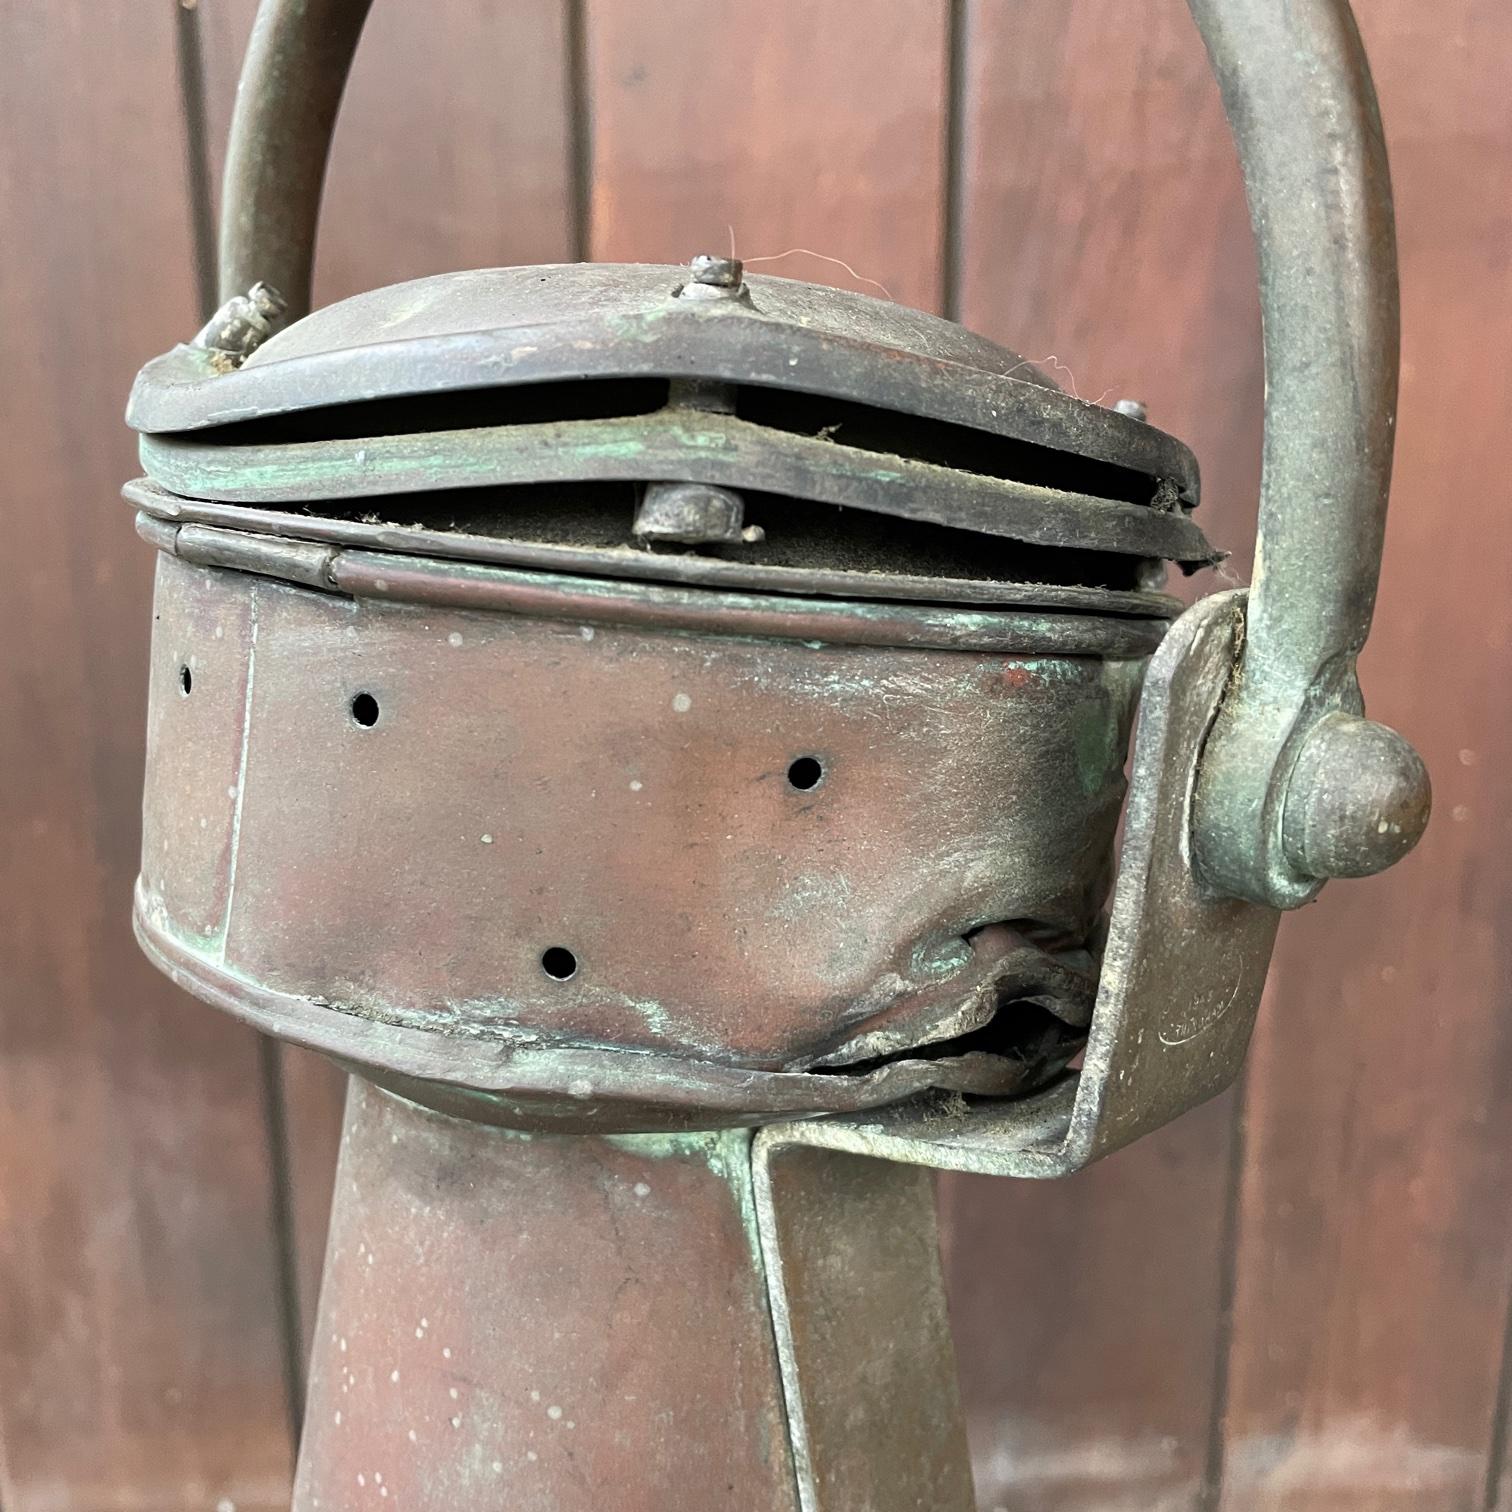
[182,677,822,983]
[345,691,827,789]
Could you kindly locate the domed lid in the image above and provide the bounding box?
[127,259,1217,605]
[130,262,1197,494]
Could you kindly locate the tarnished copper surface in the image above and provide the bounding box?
[296,1081,799,1511]
[137,550,1139,1129]
[749,592,1285,1179]
[754,1145,975,1510]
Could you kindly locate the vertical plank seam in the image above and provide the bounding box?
[174,0,217,322]
[1200,1075,1250,1511]
[1479,1252,1512,1507]
[0,1342,11,1509]
[940,0,969,321]
[176,7,308,1458]
[565,0,593,261]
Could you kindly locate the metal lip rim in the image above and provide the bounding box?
[126,477,1184,623]
[134,888,1068,1133]
[135,408,1216,568]
[139,513,1172,658]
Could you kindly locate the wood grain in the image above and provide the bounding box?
[0,3,296,1507]
[585,0,951,311]
[1218,4,1512,1508]
[196,0,578,1369]
[949,4,1259,1505]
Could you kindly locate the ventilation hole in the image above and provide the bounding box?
[541,947,578,981]
[178,665,193,696]
[350,692,380,727]
[787,756,824,791]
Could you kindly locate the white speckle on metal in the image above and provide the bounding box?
[672,692,692,713]
[547,1404,563,1421]
[633,1181,651,1197]
[448,631,463,647]
[580,626,594,640]
[629,779,643,791]
[481,834,493,844]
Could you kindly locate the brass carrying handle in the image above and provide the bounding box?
[220,0,1429,910]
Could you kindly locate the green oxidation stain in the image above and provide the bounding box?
[1071,697,1122,797]
[145,418,741,497]
[602,1125,754,1172]
[592,1130,769,1257]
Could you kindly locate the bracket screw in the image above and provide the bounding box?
[633,482,763,546]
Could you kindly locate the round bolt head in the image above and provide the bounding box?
[634,481,749,545]
[1281,712,1431,882]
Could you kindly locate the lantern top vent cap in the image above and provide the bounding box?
[126,260,1199,509]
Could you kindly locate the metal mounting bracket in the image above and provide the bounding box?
[762,590,1280,1177]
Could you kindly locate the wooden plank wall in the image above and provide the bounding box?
[0,1,1508,1508]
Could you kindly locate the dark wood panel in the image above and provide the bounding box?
[1218,4,1512,1508]
[585,0,951,311]
[943,1096,1238,1512]
[0,3,296,1507]
[950,3,1261,1506]
[201,0,576,303]
[197,0,578,1366]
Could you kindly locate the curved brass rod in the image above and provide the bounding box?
[1184,0,1422,906]
[219,0,373,316]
